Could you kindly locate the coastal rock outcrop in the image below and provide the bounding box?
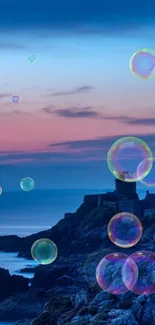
[1,183,155,324]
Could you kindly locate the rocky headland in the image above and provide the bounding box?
[0,189,155,325]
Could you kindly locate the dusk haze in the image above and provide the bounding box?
[0,0,155,324]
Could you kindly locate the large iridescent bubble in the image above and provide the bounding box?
[129,49,155,80]
[31,238,58,265]
[122,251,155,295]
[107,212,142,248]
[84,249,113,288]
[137,157,155,187]
[107,137,153,182]
[96,252,129,294]
[20,177,35,192]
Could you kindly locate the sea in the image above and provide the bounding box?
[0,188,151,325]
[0,323,14,325]
[0,189,109,237]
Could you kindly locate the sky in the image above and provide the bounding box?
[0,0,155,190]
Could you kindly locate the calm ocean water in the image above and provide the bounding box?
[0,189,106,237]
[0,188,150,237]
[0,323,14,325]
[0,251,36,278]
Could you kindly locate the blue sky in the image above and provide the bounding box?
[0,0,155,189]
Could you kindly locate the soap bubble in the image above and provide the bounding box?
[137,157,155,187]
[84,249,113,288]
[107,136,152,182]
[122,251,155,295]
[0,186,2,195]
[20,177,34,192]
[31,238,58,265]
[129,49,155,80]
[107,212,142,248]
[96,252,129,294]
[28,55,36,63]
[12,95,19,103]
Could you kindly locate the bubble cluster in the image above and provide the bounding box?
[31,238,58,265]
[96,252,129,294]
[122,251,155,295]
[129,49,155,80]
[20,177,35,192]
[12,95,19,103]
[107,136,153,182]
[107,212,143,248]
[137,157,155,187]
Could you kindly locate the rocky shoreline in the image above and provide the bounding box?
[0,194,155,324]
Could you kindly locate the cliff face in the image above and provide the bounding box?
[0,194,155,325]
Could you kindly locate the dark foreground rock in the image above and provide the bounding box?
[0,290,45,322]
[0,267,29,300]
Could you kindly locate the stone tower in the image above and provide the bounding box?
[115,177,136,199]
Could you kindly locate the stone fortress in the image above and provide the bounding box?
[83,171,155,218]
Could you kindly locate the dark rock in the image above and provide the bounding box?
[116,300,133,309]
[57,275,74,285]
[32,311,56,325]
[20,267,36,274]
[31,264,75,288]
[14,319,32,325]
[88,305,98,315]
[108,309,138,325]
[0,291,44,321]
[44,296,73,313]
[90,291,116,306]
[0,235,21,252]
[0,267,29,300]
[91,312,109,324]
[77,307,89,316]
[73,290,89,307]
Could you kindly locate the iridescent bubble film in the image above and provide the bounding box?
[107,136,152,182]
[20,177,35,192]
[31,238,58,265]
[84,249,113,288]
[96,252,129,294]
[122,251,155,295]
[129,49,155,80]
[137,157,155,187]
[12,95,20,103]
[107,212,142,248]
[121,256,138,291]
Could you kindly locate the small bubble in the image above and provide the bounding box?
[31,238,58,265]
[28,55,36,63]
[20,177,34,192]
[12,95,19,104]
